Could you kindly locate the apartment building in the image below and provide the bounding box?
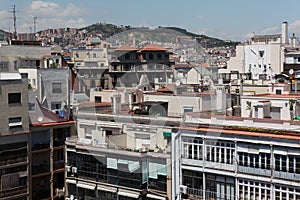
[108,44,175,89]
[65,95,184,200]
[222,22,298,82]
[0,72,30,200]
[172,113,300,200]
[70,47,109,94]
[29,98,75,200]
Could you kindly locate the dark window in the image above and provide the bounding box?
[157,53,162,59]
[52,83,62,93]
[8,117,22,129]
[149,53,154,60]
[95,96,102,103]
[8,93,21,104]
[51,102,61,110]
[29,103,35,111]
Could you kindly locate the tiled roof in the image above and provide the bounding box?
[115,45,139,51]
[141,44,167,51]
[29,98,71,126]
[177,126,300,140]
[248,93,300,98]
[173,64,192,69]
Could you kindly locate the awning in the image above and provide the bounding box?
[76,182,96,190]
[66,179,76,185]
[146,193,167,200]
[97,185,117,193]
[163,131,171,137]
[117,190,140,199]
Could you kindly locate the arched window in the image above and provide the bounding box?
[149,53,154,60]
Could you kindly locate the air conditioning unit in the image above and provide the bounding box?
[180,185,187,194]
[66,165,71,172]
[72,167,77,174]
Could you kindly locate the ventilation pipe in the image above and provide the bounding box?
[112,94,122,115]
[282,22,288,44]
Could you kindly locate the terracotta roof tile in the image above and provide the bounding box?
[141,44,167,51]
[115,45,139,51]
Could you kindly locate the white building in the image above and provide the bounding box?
[222,22,296,81]
[172,113,300,200]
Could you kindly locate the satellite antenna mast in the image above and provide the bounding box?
[33,16,37,40]
[11,4,17,40]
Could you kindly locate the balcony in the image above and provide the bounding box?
[0,185,28,199]
[53,160,64,171]
[0,157,27,167]
[32,143,50,151]
[32,164,50,175]
[204,161,235,171]
[273,171,300,180]
[238,166,271,177]
[53,138,65,147]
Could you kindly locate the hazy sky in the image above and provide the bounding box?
[1,0,300,41]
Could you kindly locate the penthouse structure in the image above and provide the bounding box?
[65,98,181,200]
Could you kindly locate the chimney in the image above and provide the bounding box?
[257,100,271,118]
[282,21,288,44]
[291,33,298,48]
[111,94,122,115]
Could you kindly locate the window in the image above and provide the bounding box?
[149,53,154,60]
[14,61,18,71]
[9,117,22,128]
[29,103,35,111]
[52,83,62,93]
[51,102,61,110]
[157,53,162,60]
[8,93,21,105]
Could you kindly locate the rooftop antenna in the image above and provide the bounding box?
[10,4,17,40]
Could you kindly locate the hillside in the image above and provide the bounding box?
[80,23,133,38]
[164,27,240,48]
[83,23,239,48]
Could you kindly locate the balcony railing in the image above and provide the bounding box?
[54,160,64,170]
[32,143,50,151]
[0,157,27,167]
[53,138,65,147]
[0,185,28,198]
[204,161,235,171]
[186,187,235,200]
[238,166,271,177]
[273,171,300,180]
[32,164,50,175]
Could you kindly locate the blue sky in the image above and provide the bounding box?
[1,0,300,41]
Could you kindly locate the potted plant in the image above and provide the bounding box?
[246,101,252,117]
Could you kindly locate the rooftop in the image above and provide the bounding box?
[245,93,300,99]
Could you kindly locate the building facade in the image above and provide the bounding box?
[172,114,300,200]
[0,72,30,200]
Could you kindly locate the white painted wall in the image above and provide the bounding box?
[241,96,298,120]
[18,68,38,89]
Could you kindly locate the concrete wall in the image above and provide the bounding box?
[38,68,69,110]
[0,74,30,135]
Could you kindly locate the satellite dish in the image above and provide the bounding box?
[175,80,181,86]
[37,116,43,122]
